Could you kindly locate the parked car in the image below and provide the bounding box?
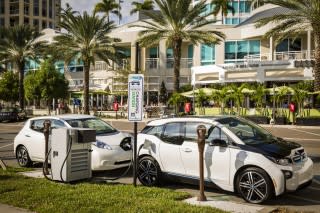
[137,116,313,204]
[14,115,132,171]
[0,107,26,122]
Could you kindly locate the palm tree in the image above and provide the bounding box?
[168,92,185,114]
[130,0,225,92]
[255,0,320,92]
[130,0,154,15]
[211,87,229,114]
[211,0,235,24]
[252,84,266,115]
[0,26,45,110]
[196,89,209,115]
[55,7,120,115]
[228,83,248,115]
[94,0,121,22]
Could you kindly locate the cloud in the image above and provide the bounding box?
[61,0,142,25]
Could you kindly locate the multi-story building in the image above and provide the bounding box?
[36,1,315,108]
[107,1,314,105]
[0,0,60,30]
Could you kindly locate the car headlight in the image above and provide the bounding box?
[94,140,112,150]
[266,156,291,166]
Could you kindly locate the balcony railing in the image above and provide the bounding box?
[166,58,193,69]
[244,51,315,62]
[146,58,159,69]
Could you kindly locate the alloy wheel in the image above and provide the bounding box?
[238,171,268,203]
[138,157,159,186]
[17,147,30,167]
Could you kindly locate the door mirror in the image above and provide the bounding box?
[209,139,228,147]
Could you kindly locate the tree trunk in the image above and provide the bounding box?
[18,61,25,110]
[173,38,182,93]
[314,31,320,92]
[83,61,90,115]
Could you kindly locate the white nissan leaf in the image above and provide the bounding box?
[137,116,313,204]
[14,115,132,171]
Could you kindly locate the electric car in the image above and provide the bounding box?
[137,116,313,204]
[14,115,132,171]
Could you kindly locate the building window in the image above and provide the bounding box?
[33,19,39,29]
[0,18,4,26]
[24,5,29,15]
[166,48,173,68]
[0,0,4,14]
[49,0,52,18]
[239,1,251,13]
[48,21,53,28]
[42,20,46,29]
[225,40,260,63]
[276,38,301,52]
[223,0,251,25]
[202,3,214,16]
[201,44,215,65]
[33,0,39,16]
[149,47,158,58]
[24,18,29,25]
[10,5,19,14]
[42,0,47,17]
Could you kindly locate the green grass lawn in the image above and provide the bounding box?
[0,168,226,213]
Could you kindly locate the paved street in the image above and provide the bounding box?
[1,120,320,212]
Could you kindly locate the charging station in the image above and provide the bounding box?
[51,128,96,182]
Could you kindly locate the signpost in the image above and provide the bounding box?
[130,42,142,187]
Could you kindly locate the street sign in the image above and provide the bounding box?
[128,74,144,121]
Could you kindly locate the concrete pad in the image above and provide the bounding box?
[19,171,44,179]
[184,197,264,213]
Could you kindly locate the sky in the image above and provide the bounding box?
[61,0,142,25]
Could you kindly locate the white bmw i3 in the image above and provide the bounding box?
[137,116,313,204]
[14,115,132,171]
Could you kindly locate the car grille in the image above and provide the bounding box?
[291,148,306,164]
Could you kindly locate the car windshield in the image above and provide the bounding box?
[217,117,276,145]
[65,118,117,135]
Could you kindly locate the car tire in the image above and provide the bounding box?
[137,156,162,186]
[16,146,32,167]
[236,167,273,204]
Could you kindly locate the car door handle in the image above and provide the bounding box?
[181,147,192,152]
[25,134,31,137]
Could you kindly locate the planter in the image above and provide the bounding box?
[296,117,320,126]
[243,116,270,124]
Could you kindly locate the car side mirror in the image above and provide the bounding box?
[209,139,228,147]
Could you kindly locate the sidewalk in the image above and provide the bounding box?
[0,203,33,213]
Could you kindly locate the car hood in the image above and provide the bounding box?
[241,138,301,158]
[96,131,131,147]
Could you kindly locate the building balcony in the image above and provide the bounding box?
[166,58,193,69]
[145,58,159,70]
[244,51,315,62]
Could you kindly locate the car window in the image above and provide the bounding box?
[184,122,212,141]
[218,117,275,145]
[161,122,184,145]
[51,119,66,129]
[65,118,117,135]
[30,119,46,133]
[207,126,229,143]
[141,125,163,138]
